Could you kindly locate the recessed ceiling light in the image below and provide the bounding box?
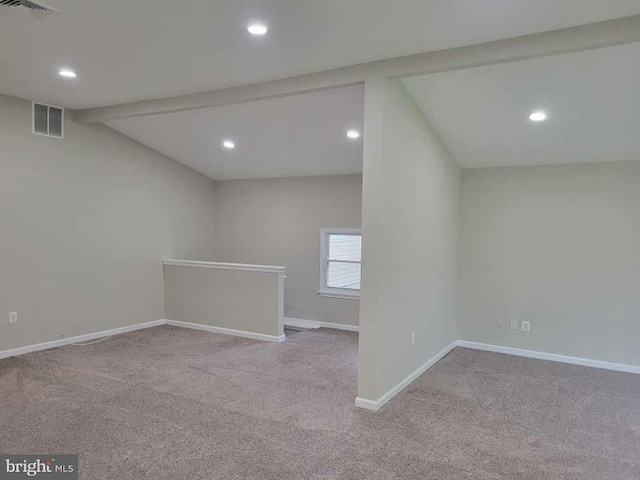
[247,24,268,35]
[223,140,236,149]
[529,111,547,122]
[59,69,77,78]
[346,129,361,139]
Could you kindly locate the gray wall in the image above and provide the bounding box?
[214,175,362,326]
[0,94,217,351]
[460,161,640,366]
[164,264,284,337]
[357,79,460,402]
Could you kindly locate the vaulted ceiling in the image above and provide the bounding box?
[107,86,364,180]
[3,0,640,178]
[403,43,640,168]
[1,0,640,109]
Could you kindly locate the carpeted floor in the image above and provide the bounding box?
[1,325,639,479]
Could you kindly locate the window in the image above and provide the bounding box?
[319,228,361,300]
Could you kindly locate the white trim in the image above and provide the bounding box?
[318,289,360,301]
[354,340,640,411]
[321,227,362,236]
[0,317,288,360]
[284,317,359,332]
[457,340,640,375]
[353,397,379,410]
[355,341,458,411]
[166,319,285,343]
[0,320,165,360]
[163,259,286,274]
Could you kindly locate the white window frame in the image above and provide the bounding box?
[318,227,361,301]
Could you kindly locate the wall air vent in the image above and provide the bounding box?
[32,102,64,139]
[0,0,59,19]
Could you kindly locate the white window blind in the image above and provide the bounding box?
[327,234,361,289]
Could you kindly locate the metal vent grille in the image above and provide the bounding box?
[48,107,63,137]
[33,103,48,134]
[32,102,64,139]
[0,0,59,19]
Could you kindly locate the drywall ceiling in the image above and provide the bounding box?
[107,85,363,180]
[1,1,640,109]
[403,42,640,168]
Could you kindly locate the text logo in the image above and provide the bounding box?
[1,456,77,479]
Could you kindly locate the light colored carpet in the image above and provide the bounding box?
[1,325,639,479]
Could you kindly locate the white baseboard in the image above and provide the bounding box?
[0,317,287,360]
[284,317,359,332]
[457,340,640,375]
[353,397,379,410]
[166,319,285,343]
[355,339,640,411]
[0,320,165,360]
[355,340,458,411]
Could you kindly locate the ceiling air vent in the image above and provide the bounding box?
[0,0,59,19]
[32,102,64,139]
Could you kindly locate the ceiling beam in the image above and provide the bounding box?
[75,15,640,124]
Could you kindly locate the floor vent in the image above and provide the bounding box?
[32,102,64,139]
[0,0,59,19]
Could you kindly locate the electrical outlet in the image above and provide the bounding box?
[510,320,518,330]
[9,311,18,324]
[522,320,530,332]
[411,331,416,345]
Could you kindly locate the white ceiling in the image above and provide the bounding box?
[403,42,640,168]
[2,0,640,109]
[107,85,364,180]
